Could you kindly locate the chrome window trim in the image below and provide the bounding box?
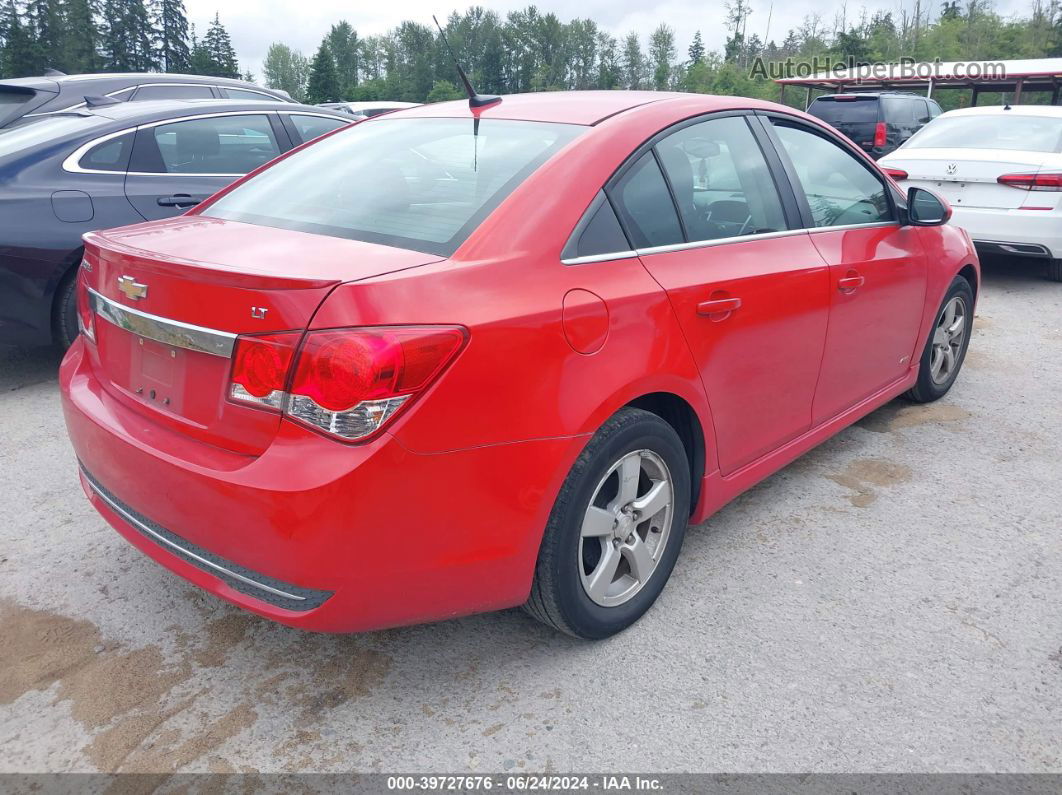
[61,128,134,175]
[804,220,900,234]
[88,288,236,357]
[81,469,307,603]
[561,250,639,266]
[62,110,321,177]
[559,220,900,264]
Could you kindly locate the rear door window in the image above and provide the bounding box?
[139,114,281,175]
[222,88,275,101]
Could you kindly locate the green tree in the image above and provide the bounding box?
[1,1,38,77]
[62,0,102,73]
[425,78,463,102]
[648,24,675,90]
[306,41,340,103]
[153,0,190,72]
[620,32,645,89]
[101,0,156,71]
[200,13,238,78]
[26,0,63,71]
[326,20,358,97]
[263,42,309,101]
[688,30,705,64]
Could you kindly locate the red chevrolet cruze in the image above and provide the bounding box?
[60,91,979,639]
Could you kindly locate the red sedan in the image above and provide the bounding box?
[60,91,979,639]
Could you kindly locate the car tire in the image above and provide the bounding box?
[524,407,691,639]
[52,269,79,351]
[904,275,975,403]
[1047,259,1062,283]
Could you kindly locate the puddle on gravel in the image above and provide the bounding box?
[825,458,913,508]
[858,402,971,434]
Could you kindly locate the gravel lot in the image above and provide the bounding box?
[1,257,1059,774]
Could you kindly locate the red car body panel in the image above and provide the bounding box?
[60,91,980,632]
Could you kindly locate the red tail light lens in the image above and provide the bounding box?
[228,325,467,441]
[882,167,908,181]
[229,332,300,410]
[873,122,887,148]
[76,272,95,343]
[997,172,1062,191]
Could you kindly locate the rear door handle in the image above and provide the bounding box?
[157,194,201,208]
[696,297,742,316]
[837,272,865,291]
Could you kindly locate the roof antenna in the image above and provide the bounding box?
[432,15,500,110]
[83,95,123,108]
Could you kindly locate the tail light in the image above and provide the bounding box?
[229,326,467,442]
[873,122,887,148]
[76,272,95,343]
[997,172,1062,191]
[882,167,908,181]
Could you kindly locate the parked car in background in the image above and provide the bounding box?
[0,71,293,128]
[880,105,1062,281]
[807,92,942,159]
[0,99,351,348]
[316,101,420,118]
[61,91,978,640]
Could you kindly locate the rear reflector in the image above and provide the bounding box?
[998,172,1062,191]
[229,326,467,441]
[882,167,908,181]
[873,122,887,148]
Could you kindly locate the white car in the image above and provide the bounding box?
[879,105,1062,281]
[315,101,420,119]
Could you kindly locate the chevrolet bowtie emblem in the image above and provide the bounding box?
[117,275,148,301]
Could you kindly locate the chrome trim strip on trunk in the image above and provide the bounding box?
[88,288,237,357]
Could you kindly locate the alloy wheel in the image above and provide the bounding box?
[930,295,967,385]
[578,449,675,607]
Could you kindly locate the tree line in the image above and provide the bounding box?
[0,0,242,80]
[3,0,1062,110]
[265,1,1062,108]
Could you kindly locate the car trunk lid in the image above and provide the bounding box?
[82,216,443,455]
[884,148,1054,209]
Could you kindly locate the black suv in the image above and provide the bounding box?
[806,92,942,159]
[0,71,293,128]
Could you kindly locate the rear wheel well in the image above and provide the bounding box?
[50,248,85,346]
[958,264,978,299]
[625,392,705,516]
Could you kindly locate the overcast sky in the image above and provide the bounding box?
[184,0,1033,82]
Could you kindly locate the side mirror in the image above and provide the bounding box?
[906,186,951,226]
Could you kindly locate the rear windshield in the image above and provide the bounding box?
[0,88,35,125]
[0,115,105,159]
[202,117,584,256]
[904,114,1062,153]
[807,97,878,125]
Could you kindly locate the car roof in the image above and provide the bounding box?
[61,98,344,122]
[811,92,924,100]
[4,72,269,88]
[939,104,1062,118]
[390,90,734,125]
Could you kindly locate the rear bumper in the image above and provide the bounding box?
[946,205,1061,260]
[60,338,578,632]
